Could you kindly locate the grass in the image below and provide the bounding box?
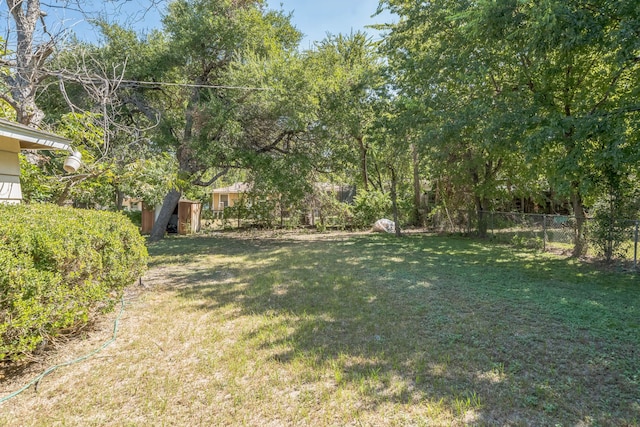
[1,231,639,425]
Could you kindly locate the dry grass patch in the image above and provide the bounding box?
[1,231,639,425]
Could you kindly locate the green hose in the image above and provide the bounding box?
[0,296,126,405]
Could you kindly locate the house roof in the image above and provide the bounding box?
[0,118,73,152]
[211,182,251,194]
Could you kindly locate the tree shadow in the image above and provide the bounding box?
[149,233,640,425]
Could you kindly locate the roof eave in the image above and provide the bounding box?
[0,118,73,152]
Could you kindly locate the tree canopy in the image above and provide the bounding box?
[381,0,640,252]
[2,0,639,253]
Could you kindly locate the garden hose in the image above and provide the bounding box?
[0,296,126,405]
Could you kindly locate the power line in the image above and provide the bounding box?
[47,69,272,91]
[118,79,272,91]
[3,65,272,91]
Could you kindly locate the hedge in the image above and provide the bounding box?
[0,204,148,361]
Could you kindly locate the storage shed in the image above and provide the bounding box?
[141,199,202,235]
[0,118,80,203]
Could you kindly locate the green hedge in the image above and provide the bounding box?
[0,204,148,361]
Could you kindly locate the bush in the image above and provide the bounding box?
[121,209,142,229]
[352,189,392,229]
[313,193,353,231]
[244,194,279,228]
[0,204,148,361]
[590,194,639,262]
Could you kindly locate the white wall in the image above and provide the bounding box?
[0,138,22,203]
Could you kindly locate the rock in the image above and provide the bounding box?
[372,218,395,233]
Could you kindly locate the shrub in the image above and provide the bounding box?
[590,195,638,262]
[313,192,353,231]
[0,204,148,361]
[352,189,392,229]
[244,194,279,228]
[121,209,142,229]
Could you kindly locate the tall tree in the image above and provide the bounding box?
[309,32,384,192]
[457,0,640,254]
[1,0,55,125]
[367,93,414,236]
[381,0,526,237]
[1,0,168,210]
[381,0,640,250]
[140,0,302,241]
[0,0,161,125]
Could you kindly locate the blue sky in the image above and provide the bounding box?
[32,0,392,49]
[275,0,393,48]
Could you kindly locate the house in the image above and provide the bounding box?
[210,182,354,214]
[211,182,251,215]
[210,181,356,226]
[0,118,81,203]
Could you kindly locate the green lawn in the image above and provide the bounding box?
[2,232,639,425]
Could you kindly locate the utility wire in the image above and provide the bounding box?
[118,79,272,91]
[2,65,272,91]
[0,296,127,405]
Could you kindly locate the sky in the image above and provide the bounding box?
[20,0,393,49]
[276,0,394,49]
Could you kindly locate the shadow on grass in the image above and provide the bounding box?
[149,232,640,425]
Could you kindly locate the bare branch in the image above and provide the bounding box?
[191,167,230,187]
[0,58,17,67]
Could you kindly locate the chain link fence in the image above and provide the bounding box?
[430,210,640,268]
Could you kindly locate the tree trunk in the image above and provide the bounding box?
[56,181,72,206]
[475,196,488,238]
[148,188,182,243]
[390,167,402,237]
[6,0,49,126]
[411,143,422,226]
[470,165,488,238]
[357,136,369,192]
[570,183,588,257]
[115,188,125,211]
[147,80,200,243]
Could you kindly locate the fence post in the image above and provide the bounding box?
[634,220,638,270]
[543,214,547,252]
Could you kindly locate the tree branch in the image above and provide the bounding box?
[191,167,230,187]
[590,56,640,115]
[255,130,294,153]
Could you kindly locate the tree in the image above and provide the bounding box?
[457,0,640,254]
[0,0,54,125]
[381,0,526,237]
[44,24,174,209]
[137,0,304,241]
[1,0,158,125]
[1,1,169,210]
[308,32,384,192]
[225,48,322,219]
[368,96,411,236]
[381,0,640,251]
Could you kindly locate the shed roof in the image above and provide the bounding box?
[0,118,72,151]
[211,182,251,194]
